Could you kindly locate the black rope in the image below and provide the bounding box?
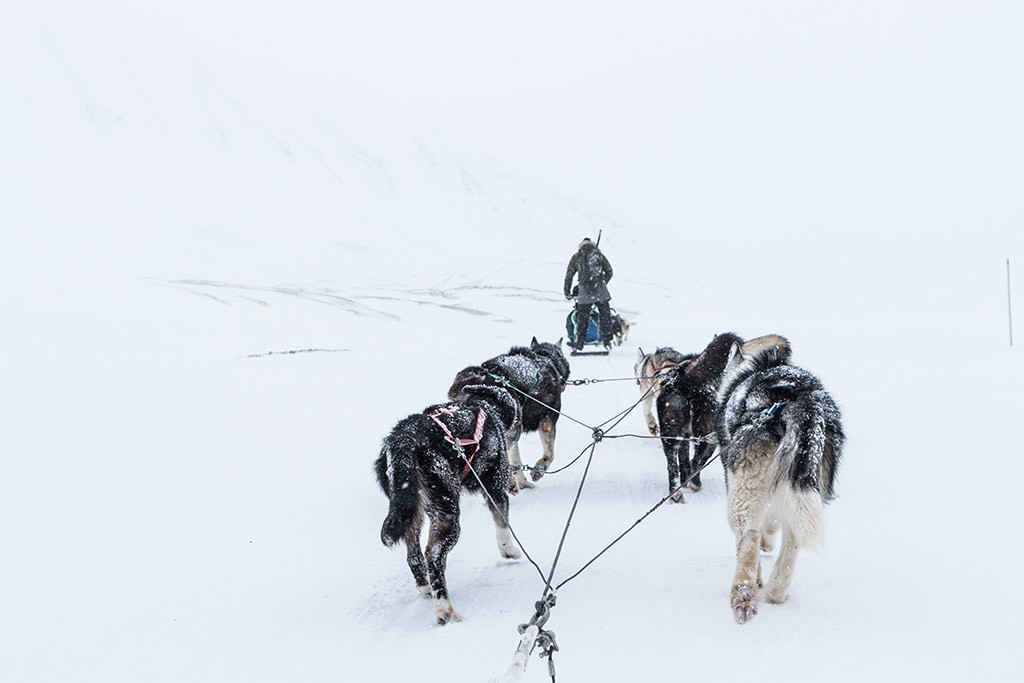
[488,372,594,432]
[453,444,550,588]
[488,363,715,677]
[528,441,592,477]
[488,369,645,474]
[595,383,656,433]
[541,441,599,597]
[497,373,659,478]
[554,447,722,590]
[466,384,723,593]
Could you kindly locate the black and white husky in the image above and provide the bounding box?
[634,346,694,436]
[375,384,523,625]
[448,338,570,491]
[715,335,845,624]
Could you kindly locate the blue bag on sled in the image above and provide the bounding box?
[566,307,602,345]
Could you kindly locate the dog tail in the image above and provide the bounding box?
[378,436,421,547]
[775,398,834,551]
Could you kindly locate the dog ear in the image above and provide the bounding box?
[531,336,539,348]
[556,336,563,347]
[726,341,743,366]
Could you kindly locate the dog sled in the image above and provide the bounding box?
[565,304,621,356]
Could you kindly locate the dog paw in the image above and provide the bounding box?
[764,583,788,604]
[435,600,463,625]
[647,421,659,436]
[686,480,702,493]
[530,465,547,482]
[516,474,535,490]
[500,544,522,560]
[669,490,686,504]
[731,583,759,624]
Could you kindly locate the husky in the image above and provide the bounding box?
[714,335,844,624]
[448,338,571,491]
[375,384,523,625]
[634,346,694,436]
[610,311,631,346]
[654,334,743,502]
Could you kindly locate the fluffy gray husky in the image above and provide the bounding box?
[714,335,844,624]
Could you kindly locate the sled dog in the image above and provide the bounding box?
[653,334,791,501]
[714,335,844,624]
[448,338,571,492]
[634,346,694,436]
[375,384,523,625]
[654,334,743,501]
[611,312,631,346]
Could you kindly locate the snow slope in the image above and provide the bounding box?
[2,2,1022,682]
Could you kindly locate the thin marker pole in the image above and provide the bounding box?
[1009,258,1014,347]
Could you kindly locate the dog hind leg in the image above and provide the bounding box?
[764,486,825,603]
[403,503,430,595]
[688,440,713,492]
[425,498,462,625]
[659,433,687,503]
[765,528,799,604]
[688,402,718,491]
[760,517,780,553]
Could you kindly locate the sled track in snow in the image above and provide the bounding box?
[154,278,548,323]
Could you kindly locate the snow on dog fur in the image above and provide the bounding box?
[448,338,570,492]
[374,384,523,625]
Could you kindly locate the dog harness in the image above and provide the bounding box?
[428,406,488,481]
[636,359,679,385]
[652,361,678,375]
[752,401,786,427]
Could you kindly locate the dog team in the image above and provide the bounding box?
[375,238,845,626]
[375,329,845,627]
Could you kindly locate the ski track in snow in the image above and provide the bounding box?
[156,278,541,324]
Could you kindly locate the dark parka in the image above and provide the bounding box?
[564,239,613,305]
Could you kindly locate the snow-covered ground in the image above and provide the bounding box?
[3,2,1022,682]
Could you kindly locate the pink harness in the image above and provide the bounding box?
[652,360,679,375]
[428,405,487,481]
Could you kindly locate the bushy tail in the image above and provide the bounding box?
[377,437,420,547]
[775,400,831,550]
